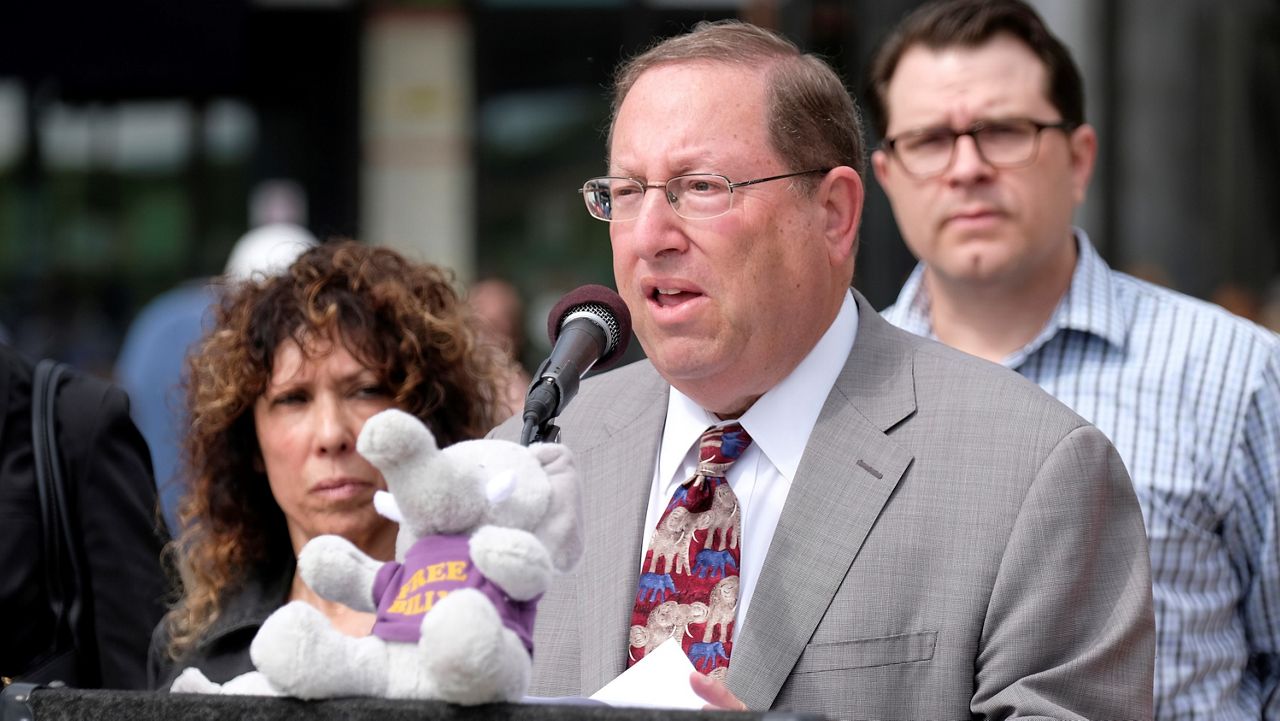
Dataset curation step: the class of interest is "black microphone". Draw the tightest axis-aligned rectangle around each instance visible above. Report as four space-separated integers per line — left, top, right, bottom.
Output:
520 285 631 445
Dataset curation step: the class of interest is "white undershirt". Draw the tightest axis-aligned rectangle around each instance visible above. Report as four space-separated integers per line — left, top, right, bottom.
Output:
641 289 859 636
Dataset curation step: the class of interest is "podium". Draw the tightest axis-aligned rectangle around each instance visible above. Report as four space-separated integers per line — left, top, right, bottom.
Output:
1 684 828 721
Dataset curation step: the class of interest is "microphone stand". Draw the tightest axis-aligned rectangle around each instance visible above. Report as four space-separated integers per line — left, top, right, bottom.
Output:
519 362 562 446
520 416 560 446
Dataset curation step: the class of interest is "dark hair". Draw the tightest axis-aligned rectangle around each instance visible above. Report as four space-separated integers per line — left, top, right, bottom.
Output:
867 0 1085 137
610 19 866 181
162 240 503 657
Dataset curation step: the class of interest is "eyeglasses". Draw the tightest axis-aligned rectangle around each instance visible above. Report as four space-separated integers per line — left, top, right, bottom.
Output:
579 169 830 222
881 117 1078 179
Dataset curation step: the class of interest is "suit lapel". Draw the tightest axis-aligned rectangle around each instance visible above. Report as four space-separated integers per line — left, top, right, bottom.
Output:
574 364 670 694
729 292 918 708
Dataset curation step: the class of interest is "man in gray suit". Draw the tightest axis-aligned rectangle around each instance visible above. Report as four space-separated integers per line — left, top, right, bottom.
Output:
496 19 1154 720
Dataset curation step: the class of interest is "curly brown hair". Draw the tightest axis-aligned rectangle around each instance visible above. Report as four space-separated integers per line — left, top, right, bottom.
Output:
161 240 504 657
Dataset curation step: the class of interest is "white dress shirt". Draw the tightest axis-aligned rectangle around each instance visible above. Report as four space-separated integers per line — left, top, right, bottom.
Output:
641 289 859 636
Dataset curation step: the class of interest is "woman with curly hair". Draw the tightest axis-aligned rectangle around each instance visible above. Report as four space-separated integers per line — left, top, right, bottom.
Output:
147 240 504 689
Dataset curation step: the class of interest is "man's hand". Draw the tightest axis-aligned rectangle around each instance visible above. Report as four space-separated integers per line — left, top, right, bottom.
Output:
690 671 747 711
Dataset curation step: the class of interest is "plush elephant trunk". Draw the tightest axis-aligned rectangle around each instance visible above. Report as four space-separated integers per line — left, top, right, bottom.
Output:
357 409 434 471
358 409 486 536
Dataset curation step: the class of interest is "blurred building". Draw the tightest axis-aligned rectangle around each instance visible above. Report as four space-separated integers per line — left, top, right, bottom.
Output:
0 0 1276 370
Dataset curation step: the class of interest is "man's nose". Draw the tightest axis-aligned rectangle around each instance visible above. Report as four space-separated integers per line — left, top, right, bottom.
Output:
626 185 688 258
945 134 995 184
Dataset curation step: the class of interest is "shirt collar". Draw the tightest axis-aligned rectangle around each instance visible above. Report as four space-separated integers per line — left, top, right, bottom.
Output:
884 228 1126 367
1051 229 1128 348
660 289 859 484
884 263 932 338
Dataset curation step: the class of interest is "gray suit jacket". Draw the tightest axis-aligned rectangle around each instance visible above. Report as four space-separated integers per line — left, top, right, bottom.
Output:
495 291 1154 720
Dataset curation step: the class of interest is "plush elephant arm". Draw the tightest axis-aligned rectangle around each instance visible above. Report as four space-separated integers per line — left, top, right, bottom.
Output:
528 443 584 573
469 525 554 601
297 534 382 612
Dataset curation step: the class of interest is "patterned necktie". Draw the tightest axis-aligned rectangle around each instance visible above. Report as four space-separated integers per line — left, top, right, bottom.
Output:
628 423 752 679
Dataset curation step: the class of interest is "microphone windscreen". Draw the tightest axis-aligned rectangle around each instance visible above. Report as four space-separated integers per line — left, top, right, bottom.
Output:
545 284 632 370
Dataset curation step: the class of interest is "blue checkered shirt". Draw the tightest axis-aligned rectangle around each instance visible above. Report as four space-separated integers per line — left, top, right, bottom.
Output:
883 230 1280 720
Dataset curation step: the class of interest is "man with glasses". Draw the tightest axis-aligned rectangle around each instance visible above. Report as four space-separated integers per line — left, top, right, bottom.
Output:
872 1 1280 719
497 18 1153 719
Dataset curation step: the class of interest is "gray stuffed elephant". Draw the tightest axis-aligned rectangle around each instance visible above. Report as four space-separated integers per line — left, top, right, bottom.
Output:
171 409 582 705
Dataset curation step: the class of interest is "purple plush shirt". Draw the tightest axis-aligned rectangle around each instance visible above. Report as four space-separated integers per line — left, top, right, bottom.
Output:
371 533 539 654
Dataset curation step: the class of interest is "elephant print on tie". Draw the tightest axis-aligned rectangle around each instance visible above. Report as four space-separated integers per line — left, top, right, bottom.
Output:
635 572 677 603
628 424 752 674
646 506 694 576
702 576 738 643
628 600 709 657
693 548 737 578
695 484 739 550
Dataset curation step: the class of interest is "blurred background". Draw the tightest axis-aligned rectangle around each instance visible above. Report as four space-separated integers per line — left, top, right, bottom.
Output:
0 0 1277 377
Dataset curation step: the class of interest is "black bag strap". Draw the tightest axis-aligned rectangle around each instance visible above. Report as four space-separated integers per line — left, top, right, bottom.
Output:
31 359 85 675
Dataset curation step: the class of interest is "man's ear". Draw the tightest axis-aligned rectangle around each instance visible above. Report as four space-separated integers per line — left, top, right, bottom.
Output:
871 149 891 188
817 166 864 267
1068 123 1098 206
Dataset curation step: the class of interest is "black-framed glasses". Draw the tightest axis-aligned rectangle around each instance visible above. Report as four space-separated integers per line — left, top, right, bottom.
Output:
881 117 1078 179
578 169 830 222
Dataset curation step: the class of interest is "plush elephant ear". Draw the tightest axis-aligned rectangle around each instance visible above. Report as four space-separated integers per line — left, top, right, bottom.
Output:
451 440 549 530
529 442 583 573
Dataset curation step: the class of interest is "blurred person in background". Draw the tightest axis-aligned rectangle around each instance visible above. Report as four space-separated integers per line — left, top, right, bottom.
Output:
148 241 504 689
115 180 318 532
871 1 1280 717
1 343 168 689
467 276 531 418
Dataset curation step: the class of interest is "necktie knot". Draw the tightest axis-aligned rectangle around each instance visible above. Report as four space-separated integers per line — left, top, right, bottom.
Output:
689 424 752 488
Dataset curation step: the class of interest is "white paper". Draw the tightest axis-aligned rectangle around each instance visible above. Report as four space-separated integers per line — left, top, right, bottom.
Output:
588 639 705 710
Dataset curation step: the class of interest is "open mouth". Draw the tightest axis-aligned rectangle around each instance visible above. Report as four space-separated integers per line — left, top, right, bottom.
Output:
652 287 701 307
